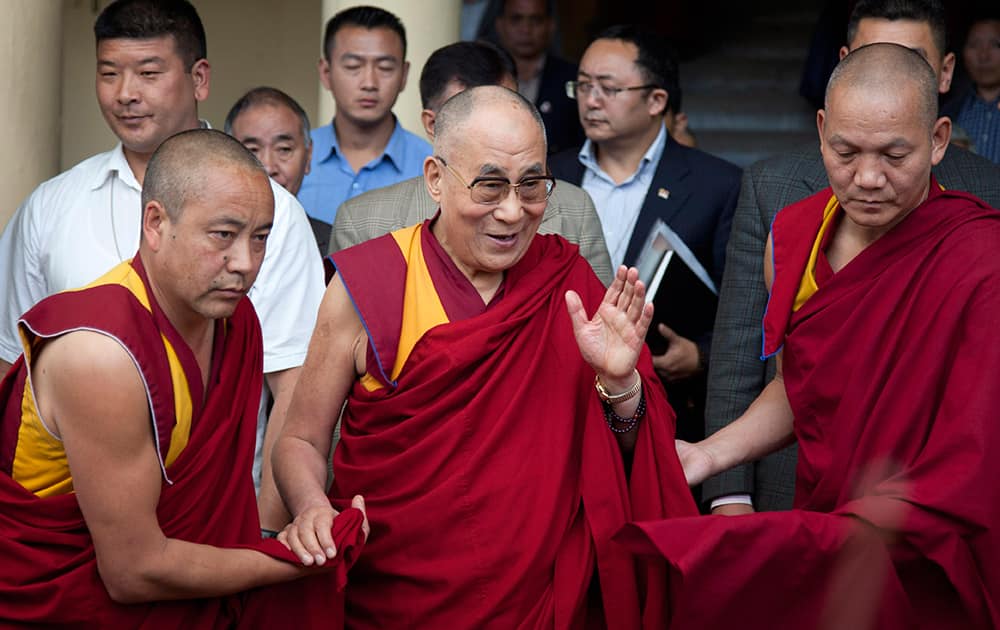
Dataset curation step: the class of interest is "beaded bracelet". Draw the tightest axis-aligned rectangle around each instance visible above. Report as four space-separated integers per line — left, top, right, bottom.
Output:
602 390 646 433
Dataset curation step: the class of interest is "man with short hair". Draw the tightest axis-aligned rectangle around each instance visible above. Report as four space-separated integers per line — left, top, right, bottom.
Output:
0 0 324 534
495 0 584 154
623 43 1000 628
331 40 613 284
299 5 431 225
225 86 332 253
274 86 696 628
0 129 367 628
551 25 741 455
704 0 1000 515
954 10 1000 163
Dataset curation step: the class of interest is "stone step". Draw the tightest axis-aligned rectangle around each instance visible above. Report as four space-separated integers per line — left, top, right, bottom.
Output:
681 55 806 91
684 89 816 132
694 129 818 169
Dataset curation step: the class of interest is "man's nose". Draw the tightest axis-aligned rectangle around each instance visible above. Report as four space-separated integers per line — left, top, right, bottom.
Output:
360 64 377 89
116 72 140 104
259 148 280 178
492 185 524 223
853 155 887 189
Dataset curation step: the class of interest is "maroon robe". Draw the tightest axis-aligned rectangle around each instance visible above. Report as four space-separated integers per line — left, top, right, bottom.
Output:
0 257 364 628
330 224 697 629
619 183 1000 628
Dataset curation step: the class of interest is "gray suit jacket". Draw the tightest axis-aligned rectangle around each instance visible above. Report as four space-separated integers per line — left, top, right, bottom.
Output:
329 175 614 285
703 143 1000 511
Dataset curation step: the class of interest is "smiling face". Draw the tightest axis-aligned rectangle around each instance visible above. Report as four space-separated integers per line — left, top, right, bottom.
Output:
320 25 408 129
230 102 312 196
818 80 949 237
96 35 208 159
145 163 274 325
427 101 547 287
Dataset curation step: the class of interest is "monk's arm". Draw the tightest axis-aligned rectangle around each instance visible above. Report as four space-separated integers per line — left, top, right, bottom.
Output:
273 275 367 566
257 366 300 531
679 232 795 486
35 332 309 604
0 358 11 377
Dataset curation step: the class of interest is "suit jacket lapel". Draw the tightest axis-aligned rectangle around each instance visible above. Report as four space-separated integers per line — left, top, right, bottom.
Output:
622 136 692 266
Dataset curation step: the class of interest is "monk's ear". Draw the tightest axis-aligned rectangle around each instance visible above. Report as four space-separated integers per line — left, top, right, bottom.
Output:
838 45 849 61
424 156 443 204
930 116 952 167
816 109 827 151
143 200 169 252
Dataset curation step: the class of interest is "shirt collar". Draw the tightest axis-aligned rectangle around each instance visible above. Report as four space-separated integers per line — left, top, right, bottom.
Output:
89 120 212 193
90 143 141 193
578 122 668 183
321 116 406 170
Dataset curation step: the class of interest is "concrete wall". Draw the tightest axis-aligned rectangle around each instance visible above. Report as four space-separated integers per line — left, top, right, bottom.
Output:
60 0 323 170
0 1 62 231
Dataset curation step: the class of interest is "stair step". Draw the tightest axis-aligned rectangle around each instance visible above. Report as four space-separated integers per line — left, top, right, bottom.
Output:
684 90 816 132
681 56 806 91
695 129 818 168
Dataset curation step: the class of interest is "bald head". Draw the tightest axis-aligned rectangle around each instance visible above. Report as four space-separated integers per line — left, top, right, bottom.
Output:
433 85 547 157
827 42 939 129
143 128 268 220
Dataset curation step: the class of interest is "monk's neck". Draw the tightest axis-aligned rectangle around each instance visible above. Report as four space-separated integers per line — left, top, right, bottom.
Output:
145 274 216 392
827 200 924 271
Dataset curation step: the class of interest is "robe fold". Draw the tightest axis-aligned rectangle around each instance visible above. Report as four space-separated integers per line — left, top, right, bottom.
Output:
330 222 697 629
618 183 1000 629
0 257 364 629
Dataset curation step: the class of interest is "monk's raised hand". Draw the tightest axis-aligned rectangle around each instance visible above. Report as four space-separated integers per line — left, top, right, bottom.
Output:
566 265 653 385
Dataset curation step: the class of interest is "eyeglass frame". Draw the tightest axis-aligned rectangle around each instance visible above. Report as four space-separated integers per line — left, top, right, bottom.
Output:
434 155 556 205
565 80 660 100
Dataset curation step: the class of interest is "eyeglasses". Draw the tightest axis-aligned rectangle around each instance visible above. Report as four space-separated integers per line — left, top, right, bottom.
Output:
435 156 555 205
565 80 659 100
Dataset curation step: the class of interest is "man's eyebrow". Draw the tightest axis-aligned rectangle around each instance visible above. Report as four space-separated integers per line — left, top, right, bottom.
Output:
519 163 545 177
98 56 167 68
477 163 508 177
273 133 297 143
340 52 400 63
576 70 617 82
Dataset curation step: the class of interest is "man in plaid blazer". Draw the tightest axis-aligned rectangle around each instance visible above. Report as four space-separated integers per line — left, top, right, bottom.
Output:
704 0 1000 514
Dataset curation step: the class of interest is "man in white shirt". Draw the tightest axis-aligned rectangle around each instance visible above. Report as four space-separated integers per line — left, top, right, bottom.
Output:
0 0 322 533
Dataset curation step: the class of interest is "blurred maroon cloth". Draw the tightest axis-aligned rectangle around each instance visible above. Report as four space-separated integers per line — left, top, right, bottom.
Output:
620 183 1000 628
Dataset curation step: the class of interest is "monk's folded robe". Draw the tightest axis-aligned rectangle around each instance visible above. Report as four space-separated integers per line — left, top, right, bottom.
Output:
0 258 364 629
330 219 698 629
618 182 1000 629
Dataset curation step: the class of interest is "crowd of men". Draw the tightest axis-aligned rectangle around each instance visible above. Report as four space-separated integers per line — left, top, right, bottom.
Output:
0 0 998 627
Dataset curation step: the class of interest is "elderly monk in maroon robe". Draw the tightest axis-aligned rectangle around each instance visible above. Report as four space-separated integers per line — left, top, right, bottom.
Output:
274 85 697 628
618 44 1000 629
0 130 366 628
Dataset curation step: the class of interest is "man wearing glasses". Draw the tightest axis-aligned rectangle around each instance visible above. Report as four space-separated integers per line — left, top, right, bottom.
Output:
273 85 697 627
550 26 741 471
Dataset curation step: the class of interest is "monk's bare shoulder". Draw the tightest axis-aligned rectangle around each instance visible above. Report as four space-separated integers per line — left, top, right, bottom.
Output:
32 330 148 440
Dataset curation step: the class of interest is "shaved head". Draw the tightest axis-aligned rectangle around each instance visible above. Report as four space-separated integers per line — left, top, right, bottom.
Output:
827 42 939 129
143 128 268 220
433 85 546 157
